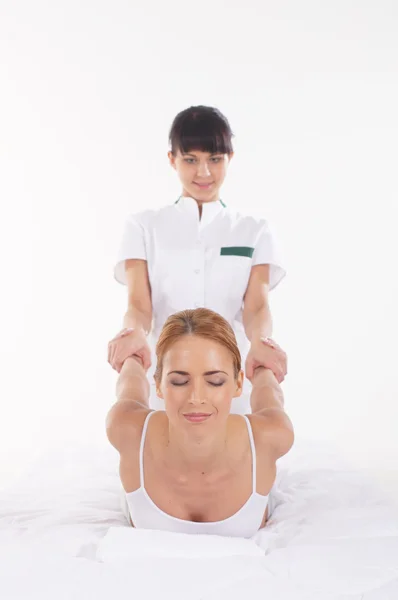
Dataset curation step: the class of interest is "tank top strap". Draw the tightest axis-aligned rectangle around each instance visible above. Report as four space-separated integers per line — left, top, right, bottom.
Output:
139 411 154 488
242 415 257 494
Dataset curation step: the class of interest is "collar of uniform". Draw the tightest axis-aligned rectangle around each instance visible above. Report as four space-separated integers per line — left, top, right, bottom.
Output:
174 195 226 228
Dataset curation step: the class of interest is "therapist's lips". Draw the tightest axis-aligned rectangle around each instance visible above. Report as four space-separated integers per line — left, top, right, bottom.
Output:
194 182 214 189
183 413 212 423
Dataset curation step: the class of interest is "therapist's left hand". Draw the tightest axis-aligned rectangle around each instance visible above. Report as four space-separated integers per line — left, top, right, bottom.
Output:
245 337 287 384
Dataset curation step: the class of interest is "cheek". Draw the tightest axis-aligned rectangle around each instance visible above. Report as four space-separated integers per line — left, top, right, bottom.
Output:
162 383 186 404
214 385 234 404
178 166 193 180
213 166 227 181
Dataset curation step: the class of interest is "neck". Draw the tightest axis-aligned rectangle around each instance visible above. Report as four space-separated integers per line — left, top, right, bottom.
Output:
165 419 229 475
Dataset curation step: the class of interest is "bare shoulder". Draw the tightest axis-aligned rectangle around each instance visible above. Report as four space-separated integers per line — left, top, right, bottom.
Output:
106 401 154 454
246 410 294 461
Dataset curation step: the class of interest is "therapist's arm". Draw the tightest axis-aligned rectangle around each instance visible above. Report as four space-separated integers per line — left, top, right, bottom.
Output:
242 264 273 342
123 259 153 334
108 259 153 373
243 264 287 382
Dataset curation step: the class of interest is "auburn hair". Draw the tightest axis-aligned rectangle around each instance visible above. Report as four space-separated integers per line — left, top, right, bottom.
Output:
154 308 241 383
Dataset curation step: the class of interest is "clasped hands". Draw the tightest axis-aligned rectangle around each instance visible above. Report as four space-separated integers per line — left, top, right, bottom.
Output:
245 337 287 384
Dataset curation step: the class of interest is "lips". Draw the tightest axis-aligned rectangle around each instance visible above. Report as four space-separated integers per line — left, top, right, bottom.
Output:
184 413 211 417
183 413 213 423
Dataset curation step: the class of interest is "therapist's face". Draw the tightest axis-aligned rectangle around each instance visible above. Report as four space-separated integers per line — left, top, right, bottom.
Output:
168 149 233 203
155 334 243 423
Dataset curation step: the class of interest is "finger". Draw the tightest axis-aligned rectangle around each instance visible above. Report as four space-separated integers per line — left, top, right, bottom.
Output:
245 360 253 380
139 347 150 370
278 359 287 378
110 345 118 367
108 344 114 365
114 359 123 373
130 353 144 368
108 342 115 364
143 352 152 371
113 348 127 371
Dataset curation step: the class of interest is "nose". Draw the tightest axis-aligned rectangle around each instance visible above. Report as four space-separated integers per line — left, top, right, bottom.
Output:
196 160 211 178
187 379 207 405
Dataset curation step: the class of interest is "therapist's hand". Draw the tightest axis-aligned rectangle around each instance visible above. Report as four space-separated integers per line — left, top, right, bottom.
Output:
108 327 152 374
245 337 287 384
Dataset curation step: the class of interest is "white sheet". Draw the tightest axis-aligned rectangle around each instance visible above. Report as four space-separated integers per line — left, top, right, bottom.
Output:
0 437 397 599
97 526 265 560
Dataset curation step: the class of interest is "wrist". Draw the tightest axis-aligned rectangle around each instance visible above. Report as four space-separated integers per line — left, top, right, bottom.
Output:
251 366 277 388
119 325 149 339
124 307 152 336
250 336 275 348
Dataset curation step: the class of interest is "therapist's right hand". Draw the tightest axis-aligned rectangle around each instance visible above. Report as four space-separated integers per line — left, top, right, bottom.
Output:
107 327 152 374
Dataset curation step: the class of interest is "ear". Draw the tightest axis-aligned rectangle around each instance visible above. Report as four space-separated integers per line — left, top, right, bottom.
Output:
233 370 244 398
155 382 163 399
168 151 177 170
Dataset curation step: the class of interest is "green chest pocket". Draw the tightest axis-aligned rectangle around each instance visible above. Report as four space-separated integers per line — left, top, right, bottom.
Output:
220 246 254 258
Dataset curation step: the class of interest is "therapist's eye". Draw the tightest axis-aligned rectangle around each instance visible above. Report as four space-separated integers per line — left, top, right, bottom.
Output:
184 158 196 164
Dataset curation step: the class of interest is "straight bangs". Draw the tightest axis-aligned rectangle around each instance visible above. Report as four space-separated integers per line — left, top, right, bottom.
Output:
177 124 233 156
169 107 234 156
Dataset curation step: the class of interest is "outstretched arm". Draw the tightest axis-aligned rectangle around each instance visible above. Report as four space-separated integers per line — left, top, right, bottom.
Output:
249 367 294 460
106 356 151 452
250 366 285 414
115 355 150 409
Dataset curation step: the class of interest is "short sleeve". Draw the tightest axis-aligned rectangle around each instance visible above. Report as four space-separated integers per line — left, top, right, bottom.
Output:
252 221 286 290
113 213 147 285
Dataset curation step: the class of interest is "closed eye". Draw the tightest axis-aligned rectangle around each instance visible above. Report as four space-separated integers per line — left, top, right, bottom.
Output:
171 381 225 387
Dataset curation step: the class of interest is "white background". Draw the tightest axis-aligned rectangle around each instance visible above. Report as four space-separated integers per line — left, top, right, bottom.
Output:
0 1 397 489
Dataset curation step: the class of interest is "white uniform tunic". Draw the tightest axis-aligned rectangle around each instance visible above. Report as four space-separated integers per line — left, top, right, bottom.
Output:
114 196 286 414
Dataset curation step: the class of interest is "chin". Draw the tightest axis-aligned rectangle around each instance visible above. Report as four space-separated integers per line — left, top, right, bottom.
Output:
193 190 219 201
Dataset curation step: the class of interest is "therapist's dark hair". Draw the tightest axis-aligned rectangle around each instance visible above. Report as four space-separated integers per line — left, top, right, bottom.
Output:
154 308 241 383
169 106 234 156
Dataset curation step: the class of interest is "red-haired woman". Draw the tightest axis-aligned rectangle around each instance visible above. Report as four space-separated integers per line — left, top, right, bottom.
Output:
107 308 294 537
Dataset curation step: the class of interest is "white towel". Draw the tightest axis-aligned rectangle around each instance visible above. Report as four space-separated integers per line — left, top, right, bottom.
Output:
96 526 264 562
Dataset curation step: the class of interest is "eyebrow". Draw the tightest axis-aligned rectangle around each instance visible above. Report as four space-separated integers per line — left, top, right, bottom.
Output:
183 152 221 157
167 370 228 376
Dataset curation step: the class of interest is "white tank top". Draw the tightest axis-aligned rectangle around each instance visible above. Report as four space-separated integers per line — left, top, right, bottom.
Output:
125 412 270 538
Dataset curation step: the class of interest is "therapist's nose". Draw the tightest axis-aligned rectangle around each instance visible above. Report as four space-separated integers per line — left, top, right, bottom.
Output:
196 160 211 178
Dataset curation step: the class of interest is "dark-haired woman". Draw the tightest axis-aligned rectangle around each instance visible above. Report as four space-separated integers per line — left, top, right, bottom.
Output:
108 106 287 415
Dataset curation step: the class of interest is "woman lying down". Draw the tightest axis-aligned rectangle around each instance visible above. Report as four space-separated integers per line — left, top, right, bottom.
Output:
106 308 294 538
